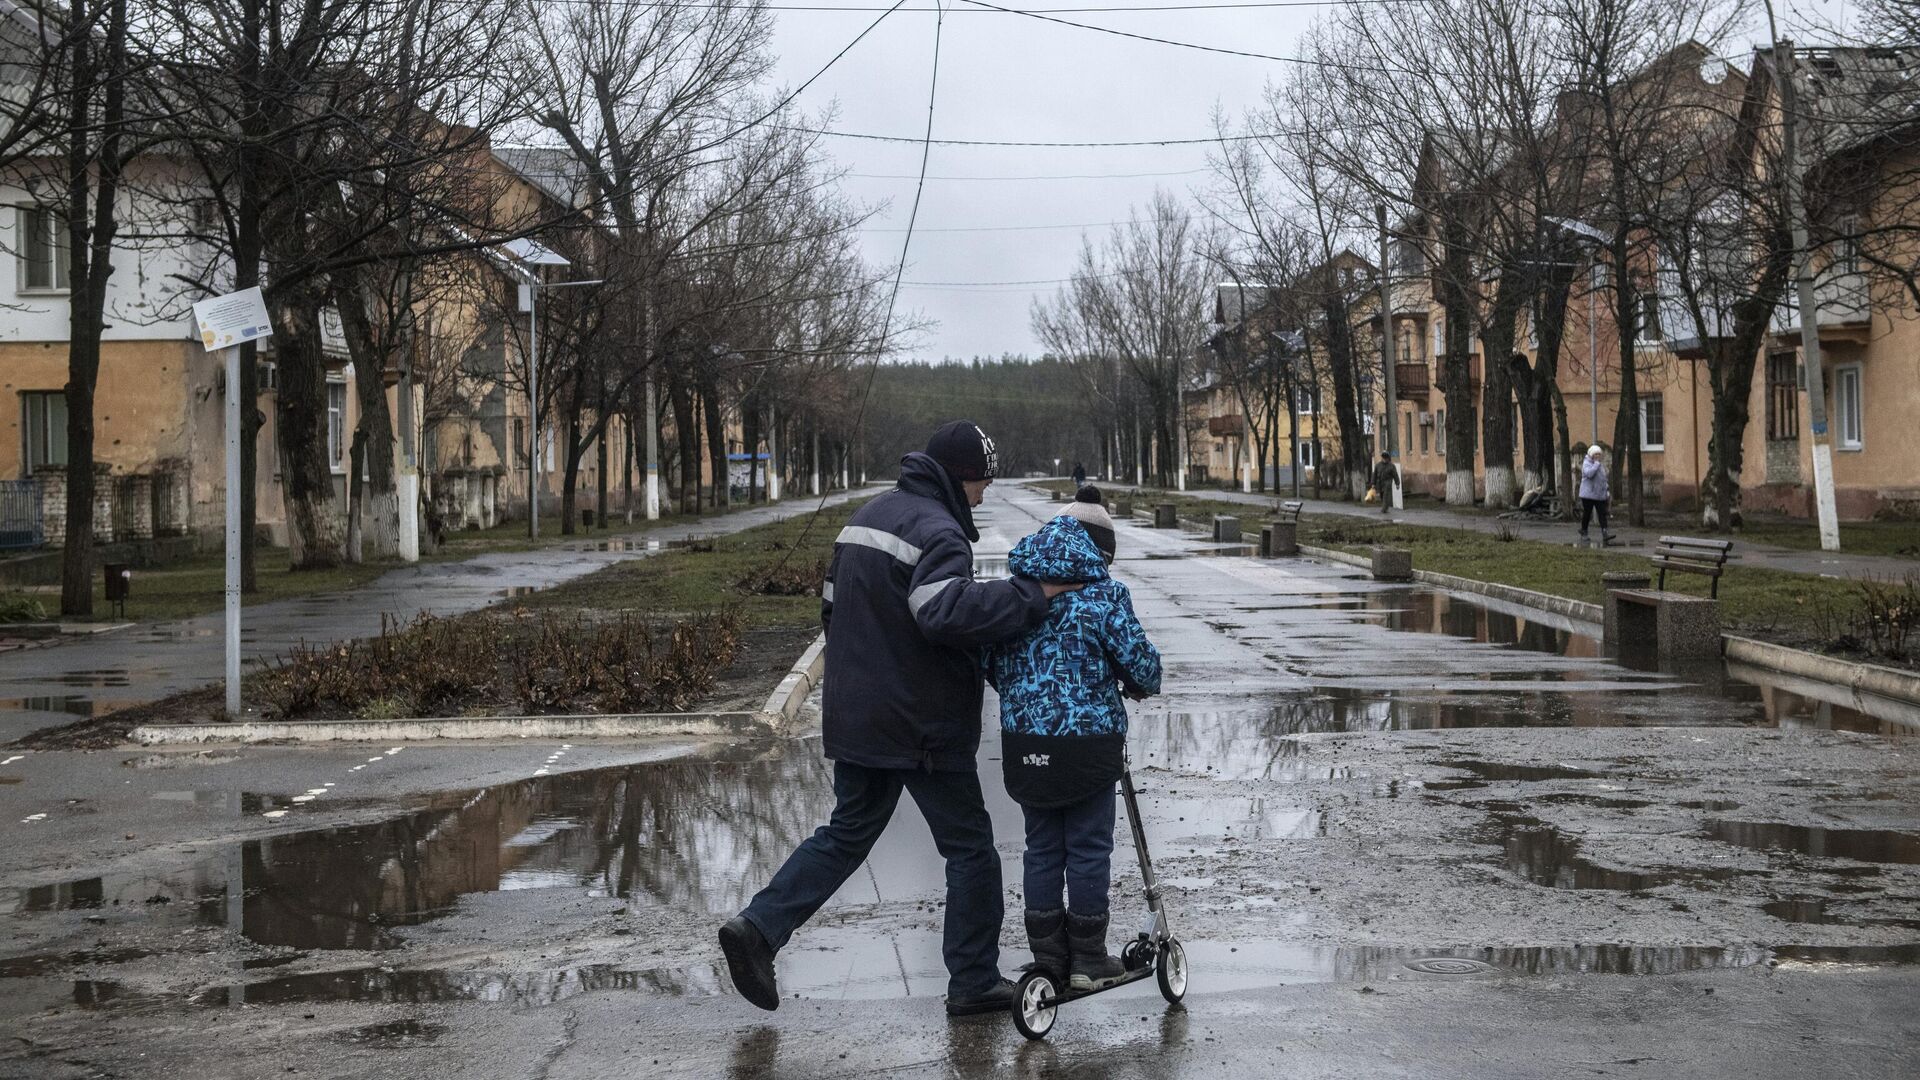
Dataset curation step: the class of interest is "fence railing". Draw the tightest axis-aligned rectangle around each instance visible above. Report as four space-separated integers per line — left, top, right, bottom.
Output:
0 480 44 550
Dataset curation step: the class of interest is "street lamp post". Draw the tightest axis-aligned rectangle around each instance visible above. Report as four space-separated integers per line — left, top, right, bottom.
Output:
517 271 602 538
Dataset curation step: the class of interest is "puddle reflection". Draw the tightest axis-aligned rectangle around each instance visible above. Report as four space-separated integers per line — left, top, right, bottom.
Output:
2 754 839 949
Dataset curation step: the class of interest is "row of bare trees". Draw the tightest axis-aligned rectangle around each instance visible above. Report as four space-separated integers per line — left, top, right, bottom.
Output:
1 0 896 615
1038 0 1916 526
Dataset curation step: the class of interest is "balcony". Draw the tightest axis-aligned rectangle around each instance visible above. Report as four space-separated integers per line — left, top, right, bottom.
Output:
1433 354 1482 397
1770 270 1872 347
1393 361 1430 402
1207 414 1246 437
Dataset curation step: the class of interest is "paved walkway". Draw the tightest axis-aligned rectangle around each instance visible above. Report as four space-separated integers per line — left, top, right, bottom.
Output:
1071 481 1911 581
0 488 872 743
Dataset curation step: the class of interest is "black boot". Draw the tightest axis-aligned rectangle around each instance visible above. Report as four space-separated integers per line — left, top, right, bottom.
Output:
719 915 780 1011
1066 911 1127 991
1025 909 1070 981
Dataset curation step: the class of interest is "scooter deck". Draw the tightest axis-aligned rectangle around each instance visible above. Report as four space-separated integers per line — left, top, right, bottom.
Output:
1029 964 1157 1008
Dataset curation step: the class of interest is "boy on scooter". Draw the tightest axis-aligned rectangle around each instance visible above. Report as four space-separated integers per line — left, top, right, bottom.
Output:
988 486 1163 991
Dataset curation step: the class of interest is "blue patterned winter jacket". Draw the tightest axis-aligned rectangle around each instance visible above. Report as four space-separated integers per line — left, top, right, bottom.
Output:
987 516 1162 808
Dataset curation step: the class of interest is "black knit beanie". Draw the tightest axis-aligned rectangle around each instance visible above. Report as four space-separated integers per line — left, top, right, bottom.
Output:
926 420 998 482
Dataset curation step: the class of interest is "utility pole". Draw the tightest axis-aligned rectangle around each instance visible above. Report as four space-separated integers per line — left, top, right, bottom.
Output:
1377 204 1401 508
1775 39 1841 550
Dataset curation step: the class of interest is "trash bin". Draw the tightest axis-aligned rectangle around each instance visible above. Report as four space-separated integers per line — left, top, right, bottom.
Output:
104 562 131 617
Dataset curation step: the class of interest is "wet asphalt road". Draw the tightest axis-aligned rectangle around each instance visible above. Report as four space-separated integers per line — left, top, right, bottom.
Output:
0 482 1915 1078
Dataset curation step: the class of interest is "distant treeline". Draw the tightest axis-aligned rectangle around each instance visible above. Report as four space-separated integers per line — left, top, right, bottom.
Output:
860 357 1112 480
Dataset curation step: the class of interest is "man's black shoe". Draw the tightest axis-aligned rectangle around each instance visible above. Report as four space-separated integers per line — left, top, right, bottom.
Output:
719 916 780 1011
945 977 1017 1017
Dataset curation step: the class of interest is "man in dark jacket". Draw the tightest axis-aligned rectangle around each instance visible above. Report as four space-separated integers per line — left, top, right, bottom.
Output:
719 421 1074 1017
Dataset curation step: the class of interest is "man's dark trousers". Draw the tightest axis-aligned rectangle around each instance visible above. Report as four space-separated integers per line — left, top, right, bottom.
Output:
740 760 1002 998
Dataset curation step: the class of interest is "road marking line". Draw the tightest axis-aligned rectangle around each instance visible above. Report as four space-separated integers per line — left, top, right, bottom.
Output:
22 813 47 822
1 755 24 766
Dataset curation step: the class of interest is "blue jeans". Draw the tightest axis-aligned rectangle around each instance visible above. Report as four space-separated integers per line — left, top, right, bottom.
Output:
1022 786 1117 916
740 761 1003 998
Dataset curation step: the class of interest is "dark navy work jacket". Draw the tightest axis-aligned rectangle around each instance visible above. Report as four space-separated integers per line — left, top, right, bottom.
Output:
820 453 1048 771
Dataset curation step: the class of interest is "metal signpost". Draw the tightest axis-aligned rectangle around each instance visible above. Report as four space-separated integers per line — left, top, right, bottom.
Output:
191 286 274 717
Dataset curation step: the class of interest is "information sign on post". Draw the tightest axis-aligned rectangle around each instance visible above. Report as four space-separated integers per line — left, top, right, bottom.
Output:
191 287 274 717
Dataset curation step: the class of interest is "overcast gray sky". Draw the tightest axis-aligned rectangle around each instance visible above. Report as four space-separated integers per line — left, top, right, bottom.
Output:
760 1 1846 361
761 3 1315 360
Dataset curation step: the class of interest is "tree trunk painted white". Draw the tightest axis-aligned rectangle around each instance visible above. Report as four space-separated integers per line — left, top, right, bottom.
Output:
1445 469 1475 506
1484 465 1517 510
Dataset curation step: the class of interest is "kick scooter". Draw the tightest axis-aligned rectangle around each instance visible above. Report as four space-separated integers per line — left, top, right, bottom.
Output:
1010 767 1188 1040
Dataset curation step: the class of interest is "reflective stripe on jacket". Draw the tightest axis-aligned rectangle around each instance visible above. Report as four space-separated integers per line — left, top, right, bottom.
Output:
820 452 1049 772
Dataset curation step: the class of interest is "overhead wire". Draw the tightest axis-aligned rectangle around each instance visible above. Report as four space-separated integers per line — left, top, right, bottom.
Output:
773 0 949 560
951 0 1462 76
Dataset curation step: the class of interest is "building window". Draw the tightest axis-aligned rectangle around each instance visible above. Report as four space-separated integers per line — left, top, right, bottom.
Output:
1419 419 1429 455
16 205 70 293
326 380 347 470
1403 413 1413 456
1640 393 1665 451
1295 387 1317 415
21 391 68 472
1832 216 1860 276
1398 325 1415 363
1436 409 1446 457
1294 442 1317 467
1431 315 1444 358
1637 292 1662 344
1834 364 1863 450
1766 353 1799 441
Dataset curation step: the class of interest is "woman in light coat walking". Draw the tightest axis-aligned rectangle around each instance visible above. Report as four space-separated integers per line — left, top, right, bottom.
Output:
1578 444 1614 545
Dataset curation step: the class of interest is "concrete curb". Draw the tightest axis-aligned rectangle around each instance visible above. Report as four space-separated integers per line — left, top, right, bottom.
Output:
760 631 827 733
1724 635 1920 710
130 633 834 746
1298 543 1605 623
129 711 771 745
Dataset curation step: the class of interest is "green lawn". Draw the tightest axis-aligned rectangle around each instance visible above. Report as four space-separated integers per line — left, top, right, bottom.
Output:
19 499 777 624
520 498 867 630
1029 481 1886 643
1728 521 1920 560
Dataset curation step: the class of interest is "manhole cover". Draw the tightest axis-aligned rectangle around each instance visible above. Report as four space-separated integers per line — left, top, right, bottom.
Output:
1404 957 1497 975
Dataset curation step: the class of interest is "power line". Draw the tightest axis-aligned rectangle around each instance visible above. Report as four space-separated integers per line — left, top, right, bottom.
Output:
845 166 1214 180
866 217 1132 232
952 0 1459 76
771 121 1306 146
524 0 1423 10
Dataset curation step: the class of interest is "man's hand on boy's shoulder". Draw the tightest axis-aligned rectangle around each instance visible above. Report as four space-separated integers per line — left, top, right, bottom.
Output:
1039 581 1083 599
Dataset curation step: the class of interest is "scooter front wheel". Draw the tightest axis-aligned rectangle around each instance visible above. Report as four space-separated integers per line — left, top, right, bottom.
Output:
1011 969 1059 1040
1156 938 1188 1003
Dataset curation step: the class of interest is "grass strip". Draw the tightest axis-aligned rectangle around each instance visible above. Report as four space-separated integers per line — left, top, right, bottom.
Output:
1033 481 1909 658
519 496 868 631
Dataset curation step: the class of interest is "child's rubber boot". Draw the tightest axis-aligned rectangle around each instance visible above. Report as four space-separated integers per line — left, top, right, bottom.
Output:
1066 911 1128 990
1024 909 1070 981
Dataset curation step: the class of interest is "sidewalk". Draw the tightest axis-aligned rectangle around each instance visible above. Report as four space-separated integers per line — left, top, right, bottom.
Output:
0 488 872 744
1072 481 1911 581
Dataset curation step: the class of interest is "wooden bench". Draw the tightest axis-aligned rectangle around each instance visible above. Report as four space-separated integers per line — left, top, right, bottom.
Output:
1652 536 1734 598
1604 536 1733 661
1262 501 1305 556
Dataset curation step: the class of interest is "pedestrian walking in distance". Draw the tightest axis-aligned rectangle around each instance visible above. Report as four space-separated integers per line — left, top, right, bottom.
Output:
1579 444 1616 545
988 487 1162 993
1071 461 1087 488
1370 451 1399 515
719 421 1079 1017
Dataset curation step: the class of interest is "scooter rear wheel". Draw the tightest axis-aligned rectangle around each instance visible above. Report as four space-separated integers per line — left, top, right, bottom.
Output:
1011 969 1059 1040
1156 938 1188 1003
